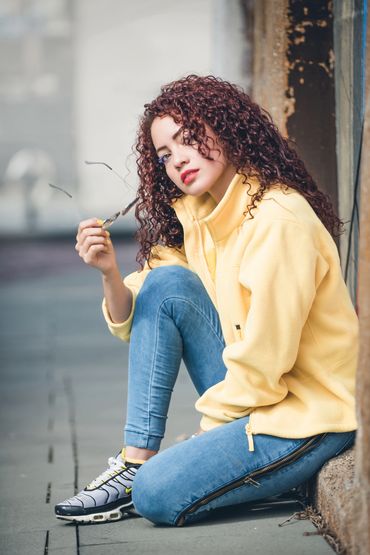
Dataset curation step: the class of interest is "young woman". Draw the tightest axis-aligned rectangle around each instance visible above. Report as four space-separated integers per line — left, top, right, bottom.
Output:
55 74 358 526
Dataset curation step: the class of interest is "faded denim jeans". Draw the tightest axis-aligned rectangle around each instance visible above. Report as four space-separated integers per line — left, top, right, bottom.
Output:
123 265 355 525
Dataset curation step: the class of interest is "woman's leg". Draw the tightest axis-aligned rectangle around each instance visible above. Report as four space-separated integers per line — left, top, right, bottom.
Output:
124 265 228 454
55 264 227 523
132 417 356 526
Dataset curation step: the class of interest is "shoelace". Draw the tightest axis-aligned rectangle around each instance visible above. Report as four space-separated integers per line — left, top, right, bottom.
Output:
86 456 126 489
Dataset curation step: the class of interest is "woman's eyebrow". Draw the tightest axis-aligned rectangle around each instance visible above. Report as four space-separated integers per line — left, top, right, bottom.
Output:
155 128 183 154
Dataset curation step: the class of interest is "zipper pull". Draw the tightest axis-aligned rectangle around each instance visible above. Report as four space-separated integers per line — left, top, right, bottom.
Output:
245 423 255 452
244 476 260 488
234 324 242 340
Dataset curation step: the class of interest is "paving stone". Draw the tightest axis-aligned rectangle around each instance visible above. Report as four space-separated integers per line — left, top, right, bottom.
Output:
0 530 47 555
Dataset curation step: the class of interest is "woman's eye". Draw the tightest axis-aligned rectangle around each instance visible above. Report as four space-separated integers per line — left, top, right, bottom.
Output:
158 153 171 166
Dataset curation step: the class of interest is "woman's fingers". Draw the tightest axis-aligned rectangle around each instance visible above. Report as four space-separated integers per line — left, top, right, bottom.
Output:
77 218 103 236
76 218 104 243
83 243 108 264
77 224 106 243
78 234 106 256
76 222 107 248
74 218 117 272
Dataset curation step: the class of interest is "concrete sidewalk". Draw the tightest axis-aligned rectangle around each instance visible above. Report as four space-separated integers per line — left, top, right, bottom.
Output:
0 240 335 554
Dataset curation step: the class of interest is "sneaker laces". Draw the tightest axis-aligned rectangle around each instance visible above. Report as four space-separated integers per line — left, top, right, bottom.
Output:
86 455 127 489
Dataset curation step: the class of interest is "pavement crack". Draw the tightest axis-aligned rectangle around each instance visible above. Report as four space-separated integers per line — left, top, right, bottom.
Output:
48 445 54 463
75 524 80 555
63 376 81 554
45 482 51 504
43 530 49 554
63 376 79 494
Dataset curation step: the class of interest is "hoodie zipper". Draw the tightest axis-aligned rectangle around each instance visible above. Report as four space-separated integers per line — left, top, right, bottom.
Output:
176 432 327 526
245 422 255 452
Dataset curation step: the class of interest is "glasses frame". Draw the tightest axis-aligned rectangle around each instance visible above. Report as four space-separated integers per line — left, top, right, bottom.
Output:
49 160 139 229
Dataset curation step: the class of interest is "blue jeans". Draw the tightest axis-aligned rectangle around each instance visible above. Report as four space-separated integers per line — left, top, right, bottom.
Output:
124 266 355 526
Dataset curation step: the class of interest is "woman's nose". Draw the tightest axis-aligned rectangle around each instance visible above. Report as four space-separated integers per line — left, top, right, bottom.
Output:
173 147 190 169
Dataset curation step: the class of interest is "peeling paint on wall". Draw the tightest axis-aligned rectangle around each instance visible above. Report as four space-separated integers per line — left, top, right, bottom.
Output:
285 0 338 215
284 85 296 118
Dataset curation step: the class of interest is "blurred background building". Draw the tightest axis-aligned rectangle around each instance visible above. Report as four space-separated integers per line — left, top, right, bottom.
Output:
0 0 250 235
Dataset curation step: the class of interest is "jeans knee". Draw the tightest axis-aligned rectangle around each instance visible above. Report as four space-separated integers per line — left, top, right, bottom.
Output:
143 265 195 288
132 458 179 526
137 265 202 303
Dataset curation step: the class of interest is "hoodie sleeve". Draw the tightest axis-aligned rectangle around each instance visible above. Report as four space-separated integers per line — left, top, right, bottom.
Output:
196 218 329 430
102 244 188 342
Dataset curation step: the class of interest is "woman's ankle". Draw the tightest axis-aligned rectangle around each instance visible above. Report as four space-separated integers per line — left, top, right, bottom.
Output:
123 446 158 464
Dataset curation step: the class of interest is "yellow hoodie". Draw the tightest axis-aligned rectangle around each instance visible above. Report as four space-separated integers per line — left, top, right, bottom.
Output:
102 173 358 450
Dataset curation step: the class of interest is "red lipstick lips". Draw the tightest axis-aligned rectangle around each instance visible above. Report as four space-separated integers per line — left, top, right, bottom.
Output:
181 169 199 185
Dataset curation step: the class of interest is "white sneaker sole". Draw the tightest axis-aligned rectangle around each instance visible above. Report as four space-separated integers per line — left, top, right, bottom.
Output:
55 502 133 524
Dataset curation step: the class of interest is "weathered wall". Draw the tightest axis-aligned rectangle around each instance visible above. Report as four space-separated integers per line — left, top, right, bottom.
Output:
251 0 289 134
352 0 370 549
314 448 356 553
251 0 337 212
317 10 370 552
285 1 337 213
334 0 364 304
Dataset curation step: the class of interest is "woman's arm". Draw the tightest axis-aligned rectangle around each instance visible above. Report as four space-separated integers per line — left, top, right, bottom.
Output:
75 217 133 323
102 267 133 324
75 218 189 335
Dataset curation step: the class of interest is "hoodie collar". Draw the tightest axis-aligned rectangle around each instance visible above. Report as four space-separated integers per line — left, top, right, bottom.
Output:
171 173 261 242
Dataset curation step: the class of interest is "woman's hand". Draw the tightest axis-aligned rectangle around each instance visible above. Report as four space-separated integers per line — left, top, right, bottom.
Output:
75 218 133 323
75 218 118 276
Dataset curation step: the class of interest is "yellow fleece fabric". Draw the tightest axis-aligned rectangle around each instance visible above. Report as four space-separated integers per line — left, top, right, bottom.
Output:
102 173 358 442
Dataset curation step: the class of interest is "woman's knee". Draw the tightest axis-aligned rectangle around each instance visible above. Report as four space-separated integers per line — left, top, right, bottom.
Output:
132 456 182 526
137 265 204 303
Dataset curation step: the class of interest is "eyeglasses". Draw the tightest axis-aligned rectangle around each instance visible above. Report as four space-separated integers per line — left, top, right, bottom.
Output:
49 160 139 230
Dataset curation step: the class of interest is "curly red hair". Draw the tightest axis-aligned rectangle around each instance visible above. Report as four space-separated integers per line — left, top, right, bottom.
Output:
134 74 343 269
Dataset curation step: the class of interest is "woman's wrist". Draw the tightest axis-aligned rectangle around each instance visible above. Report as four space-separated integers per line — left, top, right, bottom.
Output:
101 264 121 281
102 267 133 324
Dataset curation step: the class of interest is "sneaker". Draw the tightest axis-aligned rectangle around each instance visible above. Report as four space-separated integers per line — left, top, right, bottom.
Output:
55 453 140 523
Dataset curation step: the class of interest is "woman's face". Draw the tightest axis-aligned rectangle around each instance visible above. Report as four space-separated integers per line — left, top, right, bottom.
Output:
150 115 236 203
